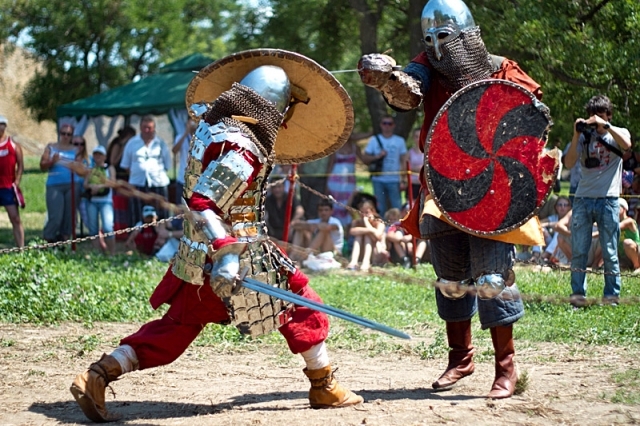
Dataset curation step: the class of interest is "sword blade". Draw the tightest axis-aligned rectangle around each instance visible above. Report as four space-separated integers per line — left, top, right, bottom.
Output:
240 277 411 340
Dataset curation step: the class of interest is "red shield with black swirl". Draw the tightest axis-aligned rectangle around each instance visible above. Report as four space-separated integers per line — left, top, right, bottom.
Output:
425 79 557 236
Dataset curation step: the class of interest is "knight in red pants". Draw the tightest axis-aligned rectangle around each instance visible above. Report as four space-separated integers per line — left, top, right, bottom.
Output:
70 50 362 423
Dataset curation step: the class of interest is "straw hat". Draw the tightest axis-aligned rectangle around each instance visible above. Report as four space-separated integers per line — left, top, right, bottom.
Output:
186 49 354 164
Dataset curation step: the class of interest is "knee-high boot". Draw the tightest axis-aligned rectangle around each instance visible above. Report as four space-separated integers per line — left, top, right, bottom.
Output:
488 325 518 399
432 319 475 390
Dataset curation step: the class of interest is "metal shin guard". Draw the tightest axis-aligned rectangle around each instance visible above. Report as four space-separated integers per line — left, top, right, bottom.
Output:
304 366 364 409
69 354 123 423
432 320 475 391
488 325 517 399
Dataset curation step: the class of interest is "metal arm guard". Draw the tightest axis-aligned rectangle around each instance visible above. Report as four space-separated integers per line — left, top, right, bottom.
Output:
193 150 254 212
173 120 261 285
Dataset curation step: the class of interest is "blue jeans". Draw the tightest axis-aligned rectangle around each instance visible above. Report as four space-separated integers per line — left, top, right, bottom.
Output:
570 197 621 298
372 180 402 214
86 201 114 238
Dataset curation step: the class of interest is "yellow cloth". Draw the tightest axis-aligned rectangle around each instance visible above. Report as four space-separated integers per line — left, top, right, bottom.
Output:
422 195 544 246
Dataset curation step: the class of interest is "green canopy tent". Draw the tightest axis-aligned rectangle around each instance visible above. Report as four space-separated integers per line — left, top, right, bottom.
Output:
57 53 214 119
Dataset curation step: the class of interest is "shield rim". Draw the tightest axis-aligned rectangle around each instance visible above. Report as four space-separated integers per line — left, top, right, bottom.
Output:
185 49 354 165
424 78 554 236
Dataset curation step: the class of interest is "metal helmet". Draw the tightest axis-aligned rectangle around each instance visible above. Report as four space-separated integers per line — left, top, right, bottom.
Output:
421 0 476 61
239 65 292 113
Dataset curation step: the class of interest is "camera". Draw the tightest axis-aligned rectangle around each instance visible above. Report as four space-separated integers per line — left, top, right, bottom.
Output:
575 121 595 133
584 157 600 169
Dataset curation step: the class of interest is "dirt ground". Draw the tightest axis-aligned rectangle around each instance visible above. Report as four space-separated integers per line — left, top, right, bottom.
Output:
1 323 639 426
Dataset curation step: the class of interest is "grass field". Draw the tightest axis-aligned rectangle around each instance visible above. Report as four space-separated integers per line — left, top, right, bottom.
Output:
1 159 640 408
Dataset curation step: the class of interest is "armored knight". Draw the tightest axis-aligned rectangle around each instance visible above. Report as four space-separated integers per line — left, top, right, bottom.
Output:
70 50 362 423
360 0 550 399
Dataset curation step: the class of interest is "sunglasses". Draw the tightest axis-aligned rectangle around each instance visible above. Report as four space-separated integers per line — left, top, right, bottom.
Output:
381 121 394 126
60 132 73 136
73 142 85 146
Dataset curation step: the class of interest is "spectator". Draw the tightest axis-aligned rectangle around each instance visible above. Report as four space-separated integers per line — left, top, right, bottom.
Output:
384 207 412 268
298 157 331 220
362 115 408 213
346 199 386 271
72 135 92 235
290 199 344 262
540 197 571 265
621 141 640 215
107 126 136 238
125 205 181 256
540 196 571 246
326 133 367 230
107 126 136 182
0 115 24 247
406 128 425 201
120 115 171 225
400 202 430 264
631 175 640 221
172 118 196 205
617 198 640 273
84 146 116 255
563 94 631 306
264 179 304 242
40 123 83 243
172 118 196 229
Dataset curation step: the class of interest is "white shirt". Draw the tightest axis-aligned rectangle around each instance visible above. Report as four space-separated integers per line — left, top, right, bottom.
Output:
120 135 171 187
365 134 407 183
308 216 344 251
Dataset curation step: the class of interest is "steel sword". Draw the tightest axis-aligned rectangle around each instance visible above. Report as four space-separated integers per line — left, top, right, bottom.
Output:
239 276 411 340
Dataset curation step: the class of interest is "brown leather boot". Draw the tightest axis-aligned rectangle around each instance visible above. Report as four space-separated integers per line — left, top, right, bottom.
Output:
303 366 364 408
70 354 123 422
432 319 475 391
488 325 518 399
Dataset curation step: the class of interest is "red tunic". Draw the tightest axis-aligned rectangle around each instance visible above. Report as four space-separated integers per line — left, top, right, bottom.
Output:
0 137 17 189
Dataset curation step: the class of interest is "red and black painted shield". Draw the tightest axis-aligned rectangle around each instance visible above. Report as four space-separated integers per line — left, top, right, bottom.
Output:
425 79 557 236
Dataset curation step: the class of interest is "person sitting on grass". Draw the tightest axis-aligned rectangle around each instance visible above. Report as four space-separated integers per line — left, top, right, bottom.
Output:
384 207 413 269
618 198 640 273
125 205 182 256
346 199 386 271
290 199 344 262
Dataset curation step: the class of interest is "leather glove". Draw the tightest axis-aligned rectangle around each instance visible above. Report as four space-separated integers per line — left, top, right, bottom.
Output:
210 253 240 299
357 53 397 90
381 70 424 111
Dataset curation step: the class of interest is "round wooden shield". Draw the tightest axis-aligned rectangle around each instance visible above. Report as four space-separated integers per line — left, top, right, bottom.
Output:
425 79 556 236
186 49 354 165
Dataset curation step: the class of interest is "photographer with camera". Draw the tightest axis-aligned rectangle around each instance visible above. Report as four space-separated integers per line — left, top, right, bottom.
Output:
563 95 632 306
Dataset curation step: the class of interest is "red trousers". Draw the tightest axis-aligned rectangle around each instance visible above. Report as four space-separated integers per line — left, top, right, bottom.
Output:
120 268 329 370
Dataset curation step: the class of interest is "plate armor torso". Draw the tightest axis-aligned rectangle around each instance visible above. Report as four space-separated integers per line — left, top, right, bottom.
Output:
172 84 294 337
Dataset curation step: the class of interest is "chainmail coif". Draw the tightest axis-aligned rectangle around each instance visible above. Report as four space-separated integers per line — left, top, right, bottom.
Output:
426 26 493 93
204 83 284 160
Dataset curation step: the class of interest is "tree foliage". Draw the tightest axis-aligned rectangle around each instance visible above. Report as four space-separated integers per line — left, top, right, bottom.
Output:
236 0 640 141
0 0 638 141
472 0 640 140
0 0 239 121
